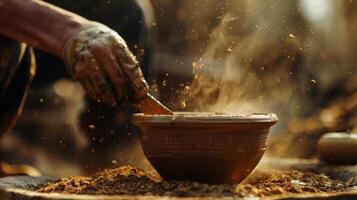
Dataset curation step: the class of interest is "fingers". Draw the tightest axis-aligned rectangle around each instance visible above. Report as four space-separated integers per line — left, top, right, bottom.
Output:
82 54 117 106
113 46 149 100
78 77 99 101
72 56 99 101
90 44 127 101
66 28 149 105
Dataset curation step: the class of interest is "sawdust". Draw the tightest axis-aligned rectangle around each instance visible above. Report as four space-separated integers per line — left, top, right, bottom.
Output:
38 166 348 198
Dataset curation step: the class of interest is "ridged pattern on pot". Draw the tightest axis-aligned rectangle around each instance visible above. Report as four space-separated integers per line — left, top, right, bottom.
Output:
134 112 278 183
142 128 269 152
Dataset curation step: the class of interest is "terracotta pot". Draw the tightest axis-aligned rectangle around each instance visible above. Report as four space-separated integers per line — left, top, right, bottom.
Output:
318 132 357 165
132 112 278 184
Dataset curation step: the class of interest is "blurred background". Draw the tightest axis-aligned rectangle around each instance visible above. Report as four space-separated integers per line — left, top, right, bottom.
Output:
0 0 356 177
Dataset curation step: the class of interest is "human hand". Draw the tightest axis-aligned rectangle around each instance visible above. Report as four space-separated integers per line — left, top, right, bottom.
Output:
61 23 148 106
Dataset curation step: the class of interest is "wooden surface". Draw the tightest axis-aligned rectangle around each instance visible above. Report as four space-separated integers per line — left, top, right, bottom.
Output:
133 93 173 115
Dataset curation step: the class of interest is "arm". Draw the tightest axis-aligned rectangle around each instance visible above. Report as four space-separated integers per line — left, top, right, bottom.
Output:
0 0 90 56
0 0 149 106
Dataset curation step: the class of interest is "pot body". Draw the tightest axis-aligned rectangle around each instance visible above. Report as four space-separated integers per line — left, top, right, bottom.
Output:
318 132 357 165
135 113 277 184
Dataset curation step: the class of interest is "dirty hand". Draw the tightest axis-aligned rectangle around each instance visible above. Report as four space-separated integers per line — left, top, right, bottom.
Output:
61 23 149 106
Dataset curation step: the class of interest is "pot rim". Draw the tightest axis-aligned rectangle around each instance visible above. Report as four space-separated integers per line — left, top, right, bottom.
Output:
132 112 278 125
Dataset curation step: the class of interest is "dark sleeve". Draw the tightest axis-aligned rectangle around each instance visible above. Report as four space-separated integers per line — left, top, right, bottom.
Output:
0 35 20 73
0 34 34 136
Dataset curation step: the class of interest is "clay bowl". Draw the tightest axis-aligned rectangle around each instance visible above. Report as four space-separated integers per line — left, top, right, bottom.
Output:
132 112 278 184
318 132 357 164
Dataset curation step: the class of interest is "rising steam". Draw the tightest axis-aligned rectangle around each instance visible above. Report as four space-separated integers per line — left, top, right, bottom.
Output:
184 0 351 125
187 13 300 115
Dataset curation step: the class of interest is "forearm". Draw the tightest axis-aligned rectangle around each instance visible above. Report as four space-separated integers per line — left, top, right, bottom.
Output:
0 0 94 56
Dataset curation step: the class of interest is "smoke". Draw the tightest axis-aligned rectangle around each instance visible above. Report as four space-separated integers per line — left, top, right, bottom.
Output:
187 11 301 115
182 0 352 124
